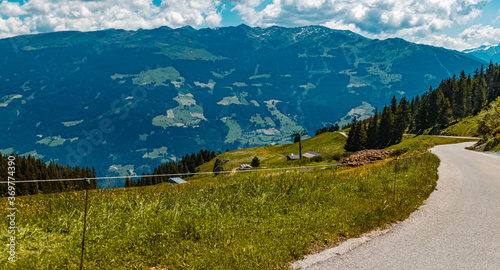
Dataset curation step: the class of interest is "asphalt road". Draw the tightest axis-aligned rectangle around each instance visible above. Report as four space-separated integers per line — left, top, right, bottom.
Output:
294 142 500 270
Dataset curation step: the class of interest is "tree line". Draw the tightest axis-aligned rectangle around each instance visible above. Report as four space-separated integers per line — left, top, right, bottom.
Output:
345 62 500 152
315 123 340 135
0 154 97 196
125 149 219 187
345 95 411 151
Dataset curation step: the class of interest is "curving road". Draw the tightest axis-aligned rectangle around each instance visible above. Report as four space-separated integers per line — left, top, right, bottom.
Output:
294 142 500 270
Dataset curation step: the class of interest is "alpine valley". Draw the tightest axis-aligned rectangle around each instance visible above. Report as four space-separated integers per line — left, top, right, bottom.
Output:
0 25 485 178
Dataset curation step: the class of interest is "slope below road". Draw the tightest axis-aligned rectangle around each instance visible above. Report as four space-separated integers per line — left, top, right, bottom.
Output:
294 142 500 269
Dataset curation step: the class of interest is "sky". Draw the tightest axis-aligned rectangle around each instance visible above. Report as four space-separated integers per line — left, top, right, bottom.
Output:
1 0 500 51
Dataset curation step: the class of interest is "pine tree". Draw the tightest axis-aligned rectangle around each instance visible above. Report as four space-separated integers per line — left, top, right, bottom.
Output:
355 122 367 151
251 156 260 167
398 97 412 131
366 109 379 149
415 93 429 131
390 95 398 114
438 97 453 126
452 74 466 118
472 72 487 114
378 106 394 148
427 89 442 126
0 153 96 196
213 159 223 175
344 117 358 152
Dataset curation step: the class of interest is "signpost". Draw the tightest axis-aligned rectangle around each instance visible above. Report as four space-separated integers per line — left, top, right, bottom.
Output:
291 130 307 159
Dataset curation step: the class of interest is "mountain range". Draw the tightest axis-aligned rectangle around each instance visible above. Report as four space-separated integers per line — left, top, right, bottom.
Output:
0 25 485 176
463 44 500 64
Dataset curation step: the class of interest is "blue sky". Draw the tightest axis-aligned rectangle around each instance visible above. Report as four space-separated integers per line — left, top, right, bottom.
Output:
1 0 500 50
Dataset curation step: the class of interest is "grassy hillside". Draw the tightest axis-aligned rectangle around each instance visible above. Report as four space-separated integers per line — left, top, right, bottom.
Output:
389 135 479 154
440 97 500 151
2 129 483 269
0 152 439 269
197 132 347 172
476 97 500 151
441 115 480 137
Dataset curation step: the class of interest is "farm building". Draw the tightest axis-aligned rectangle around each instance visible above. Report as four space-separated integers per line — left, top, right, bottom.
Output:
287 151 322 160
168 177 186 184
239 164 252 170
302 151 322 158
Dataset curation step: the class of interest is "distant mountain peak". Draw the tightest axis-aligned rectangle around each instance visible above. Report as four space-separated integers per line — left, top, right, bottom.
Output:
0 24 485 177
463 43 500 63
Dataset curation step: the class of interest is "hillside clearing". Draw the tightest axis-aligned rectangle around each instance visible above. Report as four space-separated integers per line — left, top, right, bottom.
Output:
0 152 438 269
196 132 348 173
0 134 478 269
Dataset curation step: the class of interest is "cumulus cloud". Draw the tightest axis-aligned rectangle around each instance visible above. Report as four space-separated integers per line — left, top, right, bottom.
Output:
0 0 222 38
232 0 490 50
458 24 500 47
0 0 497 51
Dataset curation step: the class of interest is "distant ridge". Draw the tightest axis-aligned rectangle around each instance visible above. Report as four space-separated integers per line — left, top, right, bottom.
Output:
463 43 500 63
0 25 485 176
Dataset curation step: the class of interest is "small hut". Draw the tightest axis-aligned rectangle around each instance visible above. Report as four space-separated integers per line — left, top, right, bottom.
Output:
239 164 253 170
302 151 322 158
168 177 187 184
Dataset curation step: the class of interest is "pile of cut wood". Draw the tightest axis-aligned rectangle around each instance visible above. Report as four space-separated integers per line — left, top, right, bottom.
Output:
339 149 393 165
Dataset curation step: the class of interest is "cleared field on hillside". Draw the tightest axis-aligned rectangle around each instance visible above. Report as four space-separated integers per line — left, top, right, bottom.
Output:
197 132 347 172
1 134 479 269
1 153 439 269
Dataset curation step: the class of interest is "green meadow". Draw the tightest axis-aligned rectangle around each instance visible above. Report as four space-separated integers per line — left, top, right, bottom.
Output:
0 135 476 269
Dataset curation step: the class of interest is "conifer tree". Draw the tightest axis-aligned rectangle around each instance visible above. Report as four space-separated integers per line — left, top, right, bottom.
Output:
344 117 358 152
213 159 223 175
438 97 453 126
390 96 398 114
355 122 367 151
366 109 379 149
251 156 260 167
378 106 394 148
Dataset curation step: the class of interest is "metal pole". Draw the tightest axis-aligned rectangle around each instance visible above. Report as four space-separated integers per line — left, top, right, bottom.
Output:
299 135 302 159
393 159 398 200
80 178 90 270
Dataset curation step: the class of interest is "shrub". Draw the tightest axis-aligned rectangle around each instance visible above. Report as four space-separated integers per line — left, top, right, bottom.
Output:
492 126 500 136
213 159 223 174
251 156 260 167
389 148 408 157
311 156 324 162
478 98 500 135
330 152 351 162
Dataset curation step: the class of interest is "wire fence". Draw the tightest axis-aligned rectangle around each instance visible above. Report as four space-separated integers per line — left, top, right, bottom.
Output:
2 151 430 268
0 152 427 185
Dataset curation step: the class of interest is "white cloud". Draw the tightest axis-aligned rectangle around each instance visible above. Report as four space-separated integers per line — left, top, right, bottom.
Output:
231 0 490 50
458 24 500 48
0 0 497 51
0 0 222 38
322 19 362 33
0 1 28 17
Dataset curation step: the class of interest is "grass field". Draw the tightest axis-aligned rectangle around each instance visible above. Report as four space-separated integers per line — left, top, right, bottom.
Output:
1 133 476 269
1 152 439 269
389 135 478 154
440 115 480 137
197 132 348 172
